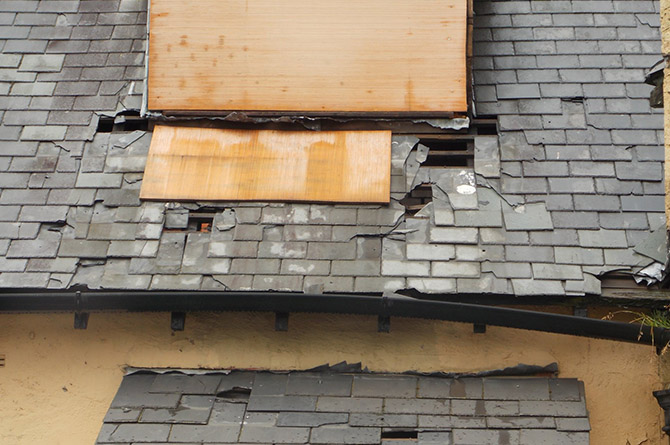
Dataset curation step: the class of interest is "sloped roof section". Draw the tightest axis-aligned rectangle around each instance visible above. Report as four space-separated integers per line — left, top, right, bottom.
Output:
96 370 590 444
0 0 665 297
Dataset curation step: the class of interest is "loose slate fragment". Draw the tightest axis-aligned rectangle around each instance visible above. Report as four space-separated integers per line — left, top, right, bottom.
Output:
141 126 392 203
633 225 668 264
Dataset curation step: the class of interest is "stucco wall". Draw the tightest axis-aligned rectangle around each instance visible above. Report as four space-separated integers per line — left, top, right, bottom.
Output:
0 312 664 444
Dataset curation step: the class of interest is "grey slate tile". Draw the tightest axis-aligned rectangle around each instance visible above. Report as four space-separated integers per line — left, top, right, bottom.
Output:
519 400 588 417
149 373 222 394
239 425 310 444
384 398 450 415
555 417 591 432
349 413 416 428
549 379 583 402
487 416 556 429
103 408 141 423
59 239 109 258
310 425 381 444
277 412 348 427
316 396 383 413
169 425 241 443
210 401 246 425
286 373 352 397
419 414 486 429
7 236 60 258
483 378 550 401
452 429 520 445
247 395 317 412
97 423 170 443
353 375 417 398
519 429 588 445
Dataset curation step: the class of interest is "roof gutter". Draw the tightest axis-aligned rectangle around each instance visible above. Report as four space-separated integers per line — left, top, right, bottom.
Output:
0 290 667 348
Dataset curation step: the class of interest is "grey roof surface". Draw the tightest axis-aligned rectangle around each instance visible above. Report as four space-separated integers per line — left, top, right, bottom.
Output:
0 0 665 296
97 371 590 444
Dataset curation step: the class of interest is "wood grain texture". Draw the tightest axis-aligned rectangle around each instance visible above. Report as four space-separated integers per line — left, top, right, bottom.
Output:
140 125 392 203
148 0 467 114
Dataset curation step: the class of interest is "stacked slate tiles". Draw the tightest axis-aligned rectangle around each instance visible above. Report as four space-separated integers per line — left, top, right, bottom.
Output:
0 0 665 296
97 371 590 444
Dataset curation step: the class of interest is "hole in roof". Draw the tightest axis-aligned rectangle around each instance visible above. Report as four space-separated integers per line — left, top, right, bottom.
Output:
400 183 432 217
216 387 251 401
418 139 473 168
381 430 419 439
96 116 115 133
188 211 215 233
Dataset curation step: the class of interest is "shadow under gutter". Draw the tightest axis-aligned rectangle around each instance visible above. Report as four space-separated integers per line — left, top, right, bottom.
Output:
0 290 668 348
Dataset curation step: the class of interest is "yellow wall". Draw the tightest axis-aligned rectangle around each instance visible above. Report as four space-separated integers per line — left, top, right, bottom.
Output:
0 312 664 445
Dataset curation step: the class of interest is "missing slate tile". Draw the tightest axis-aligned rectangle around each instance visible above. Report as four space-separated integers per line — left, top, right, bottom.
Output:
96 111 148 133
418 138 473 168
472 116 498 135
400 184 432 217
381 430 419 439
166 210 216 233
189 212 214 233
96 116 115 133
216 387 251 401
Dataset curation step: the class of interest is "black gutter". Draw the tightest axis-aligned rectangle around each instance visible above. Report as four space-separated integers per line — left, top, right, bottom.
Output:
0 290 668 347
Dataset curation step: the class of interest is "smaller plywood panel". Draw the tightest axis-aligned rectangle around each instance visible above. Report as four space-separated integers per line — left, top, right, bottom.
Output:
140 126 392 203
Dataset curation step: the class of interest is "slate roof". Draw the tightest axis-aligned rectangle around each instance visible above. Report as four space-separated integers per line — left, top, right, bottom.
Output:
97 370 590 444
0 0 665 296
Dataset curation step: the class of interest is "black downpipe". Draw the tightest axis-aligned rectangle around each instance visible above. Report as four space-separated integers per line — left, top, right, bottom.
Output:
0 291 668 347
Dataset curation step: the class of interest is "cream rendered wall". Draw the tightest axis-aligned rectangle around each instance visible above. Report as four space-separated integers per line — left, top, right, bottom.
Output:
0 312 663 445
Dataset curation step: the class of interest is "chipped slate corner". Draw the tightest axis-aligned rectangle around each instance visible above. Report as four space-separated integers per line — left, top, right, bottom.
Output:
97 369 590 445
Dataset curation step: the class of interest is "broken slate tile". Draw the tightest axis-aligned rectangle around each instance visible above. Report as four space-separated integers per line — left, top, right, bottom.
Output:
474 135 501 178
633 225 667 263
432 169 478 210
503 202 553 231
278 412 349 427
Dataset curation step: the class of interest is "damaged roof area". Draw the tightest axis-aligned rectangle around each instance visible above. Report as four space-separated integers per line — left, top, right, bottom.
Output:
97 369 589 444
0 0 666 298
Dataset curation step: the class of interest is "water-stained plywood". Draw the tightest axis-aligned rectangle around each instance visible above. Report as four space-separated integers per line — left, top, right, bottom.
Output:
148 0 467 114
140 126 392 203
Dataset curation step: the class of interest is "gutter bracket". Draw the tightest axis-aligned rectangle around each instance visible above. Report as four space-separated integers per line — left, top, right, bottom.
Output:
378 295 391 333
74 291 88 330
473 323 486 334
171 312 186 331
275 312 289 332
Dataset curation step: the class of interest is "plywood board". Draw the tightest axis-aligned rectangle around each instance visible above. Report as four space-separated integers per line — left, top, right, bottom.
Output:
140 125 392 203
148 0 467 114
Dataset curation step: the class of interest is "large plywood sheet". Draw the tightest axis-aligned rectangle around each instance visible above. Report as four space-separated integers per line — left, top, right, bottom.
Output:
140 126 392 203
148 0 467 114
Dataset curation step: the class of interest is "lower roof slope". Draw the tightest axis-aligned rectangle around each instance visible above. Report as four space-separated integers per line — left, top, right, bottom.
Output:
97 370 590 444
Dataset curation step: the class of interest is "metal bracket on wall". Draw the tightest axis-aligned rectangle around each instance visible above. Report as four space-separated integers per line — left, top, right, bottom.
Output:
171 312 186 331
378 315 391 333
74 312 89 329
473 323 486 334
74 291 88 329
275 312 289 331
